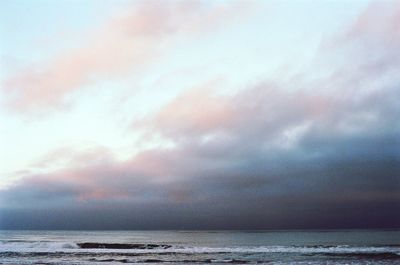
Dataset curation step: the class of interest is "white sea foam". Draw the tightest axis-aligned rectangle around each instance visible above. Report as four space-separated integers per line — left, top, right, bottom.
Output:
1 231 399 265
0 241 79 251
1 241 399 255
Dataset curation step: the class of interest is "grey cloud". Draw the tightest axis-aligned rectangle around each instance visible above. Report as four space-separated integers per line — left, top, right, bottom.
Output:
1 1 400 230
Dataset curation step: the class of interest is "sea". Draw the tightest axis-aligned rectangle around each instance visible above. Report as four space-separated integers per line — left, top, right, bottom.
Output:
0 230 399 264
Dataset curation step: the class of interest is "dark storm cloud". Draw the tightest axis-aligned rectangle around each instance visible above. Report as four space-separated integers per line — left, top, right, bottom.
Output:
1 1 399 229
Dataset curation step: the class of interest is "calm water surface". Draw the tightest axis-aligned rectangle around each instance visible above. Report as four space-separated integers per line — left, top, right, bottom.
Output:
0 230 399 264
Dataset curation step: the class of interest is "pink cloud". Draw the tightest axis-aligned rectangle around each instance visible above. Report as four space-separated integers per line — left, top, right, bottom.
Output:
31 145 114 169
136 82 337 144
1 2 398 229
149 86 235 137
2 1 249 114
8 144 185 203
346 1 400 46
322 0 400 81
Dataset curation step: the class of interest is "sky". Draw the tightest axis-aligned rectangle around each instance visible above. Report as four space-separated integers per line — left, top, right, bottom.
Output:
0 0 399 230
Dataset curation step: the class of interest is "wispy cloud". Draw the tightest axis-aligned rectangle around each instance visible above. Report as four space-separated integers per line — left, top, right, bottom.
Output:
1 1 399 229
2 0 249 114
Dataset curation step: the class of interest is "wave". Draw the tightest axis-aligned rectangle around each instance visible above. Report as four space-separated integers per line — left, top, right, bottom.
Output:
77 243 172 249
323 252 400 259
1 250 399 265
1 241 400 256
0 241 78 250
139 258 250 263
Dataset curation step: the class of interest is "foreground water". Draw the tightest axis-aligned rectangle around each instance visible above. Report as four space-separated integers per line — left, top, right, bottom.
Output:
0 230 399 264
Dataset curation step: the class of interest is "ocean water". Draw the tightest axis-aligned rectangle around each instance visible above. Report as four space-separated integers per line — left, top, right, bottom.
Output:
0 230 399 264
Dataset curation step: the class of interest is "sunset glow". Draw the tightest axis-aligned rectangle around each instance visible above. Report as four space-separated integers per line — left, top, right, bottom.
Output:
0 0 399 229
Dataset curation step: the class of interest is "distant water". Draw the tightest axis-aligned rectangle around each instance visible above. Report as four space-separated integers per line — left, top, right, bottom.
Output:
1 230 399 264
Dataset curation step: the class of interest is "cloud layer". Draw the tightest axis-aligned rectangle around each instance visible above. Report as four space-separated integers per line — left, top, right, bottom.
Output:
1 0 245 113
0 1 399 229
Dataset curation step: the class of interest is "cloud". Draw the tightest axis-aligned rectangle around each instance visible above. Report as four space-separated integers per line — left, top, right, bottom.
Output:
1 0 248 114
2 70 398 229
345 1 400 46
322 0 400 85
1 1 399 229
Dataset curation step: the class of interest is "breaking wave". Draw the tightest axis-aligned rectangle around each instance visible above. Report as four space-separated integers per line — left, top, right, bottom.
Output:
1 240 400 256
